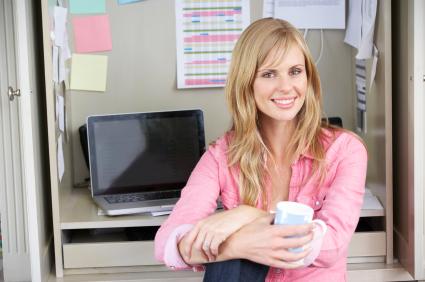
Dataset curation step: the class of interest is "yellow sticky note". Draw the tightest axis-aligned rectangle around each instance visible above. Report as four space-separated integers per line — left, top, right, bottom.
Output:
70 54 108 92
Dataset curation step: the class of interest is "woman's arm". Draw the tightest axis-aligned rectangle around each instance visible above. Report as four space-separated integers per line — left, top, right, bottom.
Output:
178 205 267 262
154 146 222 269
180 213 316 269
307 134 368 267
155 138 262 269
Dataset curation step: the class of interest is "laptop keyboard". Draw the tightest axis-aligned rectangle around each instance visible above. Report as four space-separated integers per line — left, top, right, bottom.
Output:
104 190 181 204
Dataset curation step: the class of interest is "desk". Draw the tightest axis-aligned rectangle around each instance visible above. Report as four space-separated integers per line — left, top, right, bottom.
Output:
58 188 386 273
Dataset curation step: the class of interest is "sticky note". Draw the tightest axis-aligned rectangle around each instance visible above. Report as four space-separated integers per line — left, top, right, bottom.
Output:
69 0 106 14
72 15 112 53
70 54 108 92
118 0 143 4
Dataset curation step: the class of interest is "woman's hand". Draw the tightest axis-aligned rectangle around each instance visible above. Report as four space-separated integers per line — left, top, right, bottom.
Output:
220 214 315 269
179 205 266 262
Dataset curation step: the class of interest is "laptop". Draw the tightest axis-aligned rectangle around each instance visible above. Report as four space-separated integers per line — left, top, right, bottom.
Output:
87 109 205 216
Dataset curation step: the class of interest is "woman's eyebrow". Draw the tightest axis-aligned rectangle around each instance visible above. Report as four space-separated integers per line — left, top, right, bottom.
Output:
290 64 305 68
257 67 276 72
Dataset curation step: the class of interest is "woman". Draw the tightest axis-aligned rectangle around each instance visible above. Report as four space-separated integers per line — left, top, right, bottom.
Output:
155 18 367 282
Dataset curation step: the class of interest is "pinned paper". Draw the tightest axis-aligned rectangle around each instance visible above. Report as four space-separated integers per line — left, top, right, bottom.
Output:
57 95 65 132
72 15 112 53
69 0 106 14
59 48 69 83
57 134 64 182
274 0 345 29
356 0 377 59
344 0 362 49
53 6 71 83
175 0 250 88
52 46 59 83
70 54 108 92
53 6 67 47
262 0 274 18
59 32 72 83
345 0 377 59
118 0 143 4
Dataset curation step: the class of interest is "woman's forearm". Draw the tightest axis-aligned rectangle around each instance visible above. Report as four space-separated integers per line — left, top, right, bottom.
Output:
177 225 240 264
177 205 267 265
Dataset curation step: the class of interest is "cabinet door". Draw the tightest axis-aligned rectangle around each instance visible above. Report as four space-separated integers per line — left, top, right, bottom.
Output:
393 0 425 279
0 0 31 280
0 0 52 281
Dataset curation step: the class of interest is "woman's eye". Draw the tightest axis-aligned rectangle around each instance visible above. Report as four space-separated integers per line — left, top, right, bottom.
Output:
262 71 275 78
290 68 302 76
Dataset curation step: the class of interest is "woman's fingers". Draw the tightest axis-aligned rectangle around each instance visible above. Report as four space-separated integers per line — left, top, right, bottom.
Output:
275 223 314 237
202 233 216 262
267 245 312 269
193 228 207 252
183 225 201 258
277 231 314 250
209 234 225 256
278 247 312 262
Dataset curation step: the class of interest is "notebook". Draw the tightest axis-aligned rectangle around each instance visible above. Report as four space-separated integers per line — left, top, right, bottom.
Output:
87 109 205 215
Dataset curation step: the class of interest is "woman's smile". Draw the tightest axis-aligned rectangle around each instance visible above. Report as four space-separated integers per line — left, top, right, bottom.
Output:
271 96 297 109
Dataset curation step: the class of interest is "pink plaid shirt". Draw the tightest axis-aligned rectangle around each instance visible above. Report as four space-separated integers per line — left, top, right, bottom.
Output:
155 130 367 282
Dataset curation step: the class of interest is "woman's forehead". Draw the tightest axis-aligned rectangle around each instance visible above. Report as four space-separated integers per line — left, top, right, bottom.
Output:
260 44 305 69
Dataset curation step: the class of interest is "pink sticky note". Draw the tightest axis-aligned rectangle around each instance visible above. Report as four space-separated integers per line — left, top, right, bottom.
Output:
72 15 112 53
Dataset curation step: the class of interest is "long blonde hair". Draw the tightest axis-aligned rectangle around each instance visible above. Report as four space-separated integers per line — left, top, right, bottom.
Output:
226 18 331 209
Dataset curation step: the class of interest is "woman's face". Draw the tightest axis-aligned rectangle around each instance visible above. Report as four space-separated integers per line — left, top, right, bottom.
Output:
253 44 308 126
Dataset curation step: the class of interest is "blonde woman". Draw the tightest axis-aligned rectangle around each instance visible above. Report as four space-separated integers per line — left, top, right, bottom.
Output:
155 18 367 282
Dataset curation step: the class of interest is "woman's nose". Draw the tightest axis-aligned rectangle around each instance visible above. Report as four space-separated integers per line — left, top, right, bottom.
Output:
277 75 292 93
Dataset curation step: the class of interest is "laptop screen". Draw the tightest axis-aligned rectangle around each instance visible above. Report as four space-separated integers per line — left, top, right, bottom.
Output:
87 110 205 196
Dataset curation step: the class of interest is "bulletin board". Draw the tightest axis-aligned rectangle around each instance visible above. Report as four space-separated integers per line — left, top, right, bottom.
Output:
60 0 356 185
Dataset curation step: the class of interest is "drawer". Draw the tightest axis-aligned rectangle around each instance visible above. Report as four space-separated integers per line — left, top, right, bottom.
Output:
348 231 386 257
63 230 386 268
63 240 161 268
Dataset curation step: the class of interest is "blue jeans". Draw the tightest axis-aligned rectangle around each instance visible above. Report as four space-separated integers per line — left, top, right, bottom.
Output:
203 259 269 282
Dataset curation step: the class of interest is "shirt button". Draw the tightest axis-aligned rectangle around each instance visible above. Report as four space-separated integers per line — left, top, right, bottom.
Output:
315 200 320 206
274 268 281 274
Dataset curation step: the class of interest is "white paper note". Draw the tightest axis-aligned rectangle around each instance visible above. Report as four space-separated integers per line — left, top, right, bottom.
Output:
52 46 59 83
59 49 69 83
356 0 377 59
274 0 345 29
263 0 274 18
57 95 65 132
63 31 72 60
57 134 65 182
53 6 67 47
344 0 362 49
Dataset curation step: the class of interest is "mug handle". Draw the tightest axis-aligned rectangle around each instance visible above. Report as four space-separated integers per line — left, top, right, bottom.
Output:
312 219 327 238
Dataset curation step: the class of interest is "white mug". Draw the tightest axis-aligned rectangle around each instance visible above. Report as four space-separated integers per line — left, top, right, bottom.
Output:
274 201 327 262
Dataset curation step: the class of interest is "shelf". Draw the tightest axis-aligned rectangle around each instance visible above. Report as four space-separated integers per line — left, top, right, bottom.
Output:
360 208 385 217
60 186 384 230
60 188 167 230
360 188 385 217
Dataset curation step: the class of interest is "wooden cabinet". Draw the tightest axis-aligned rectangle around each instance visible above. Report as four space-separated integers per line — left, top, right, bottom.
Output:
40 0 425 281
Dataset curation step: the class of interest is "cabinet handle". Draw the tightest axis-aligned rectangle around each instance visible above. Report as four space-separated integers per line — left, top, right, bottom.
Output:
8 86 21 101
